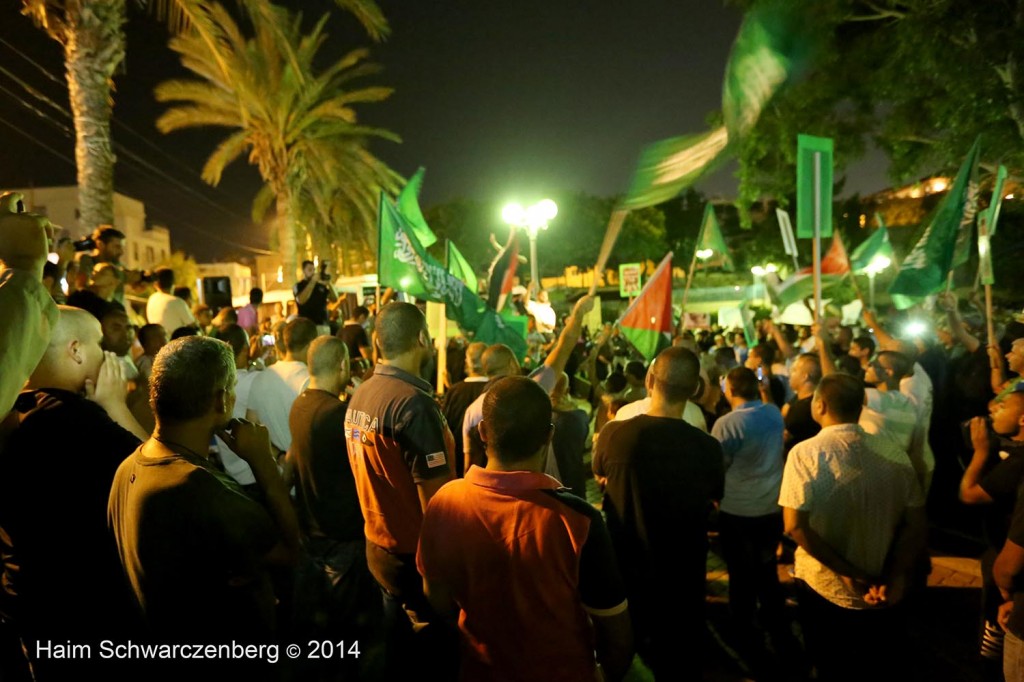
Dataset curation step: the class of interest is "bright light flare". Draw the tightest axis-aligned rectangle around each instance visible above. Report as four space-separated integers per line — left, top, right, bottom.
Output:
751 266 766 276
904 321 927 337
502 203 526 225
696 249 714 260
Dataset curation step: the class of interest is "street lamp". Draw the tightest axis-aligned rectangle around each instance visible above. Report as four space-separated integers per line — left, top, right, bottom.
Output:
503 199 557 290
862 254 891 311
696 249 714 261
750 263 777 304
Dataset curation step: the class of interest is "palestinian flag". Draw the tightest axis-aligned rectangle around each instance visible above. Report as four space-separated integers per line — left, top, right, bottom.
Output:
618 253 674 360
771 233 850 308
487 230 520 311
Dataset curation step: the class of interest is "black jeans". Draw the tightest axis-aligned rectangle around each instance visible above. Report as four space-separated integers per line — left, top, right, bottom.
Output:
718 511 787 638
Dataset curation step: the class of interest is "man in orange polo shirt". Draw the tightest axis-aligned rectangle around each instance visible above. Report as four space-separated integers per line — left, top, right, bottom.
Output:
418 377 633 681
344 302 454 669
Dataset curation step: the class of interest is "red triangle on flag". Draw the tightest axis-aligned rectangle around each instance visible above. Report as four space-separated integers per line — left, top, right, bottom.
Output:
798 233 851 276
619 253 674 360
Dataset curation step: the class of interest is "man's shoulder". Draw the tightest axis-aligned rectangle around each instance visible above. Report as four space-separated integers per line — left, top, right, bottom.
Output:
540 487 603 524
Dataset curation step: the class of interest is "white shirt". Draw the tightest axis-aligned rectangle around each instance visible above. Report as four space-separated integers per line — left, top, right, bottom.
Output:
779 423 924 609
899 363 936 493
613 396 708 433
248 360 309 451
215 368 261 485
146 291 196 336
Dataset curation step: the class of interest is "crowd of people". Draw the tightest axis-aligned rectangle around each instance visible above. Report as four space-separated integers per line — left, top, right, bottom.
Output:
4 195 1024 682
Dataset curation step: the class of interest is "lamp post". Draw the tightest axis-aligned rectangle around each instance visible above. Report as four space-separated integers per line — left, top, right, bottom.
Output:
863 254 891 312
502 199 558 290
750 263 777 305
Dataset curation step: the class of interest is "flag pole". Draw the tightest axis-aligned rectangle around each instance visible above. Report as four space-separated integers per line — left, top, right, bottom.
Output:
589 210 629 295
813 151 822 323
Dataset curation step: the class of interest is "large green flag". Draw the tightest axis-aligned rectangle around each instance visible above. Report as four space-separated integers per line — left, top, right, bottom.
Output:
985 164 1008 237
378 194 525 357
396 167 437 248
696 203 734 271
446 240 478 295
722 0 808 141
850 216 895 273
889 138 981 306
621 128 729 210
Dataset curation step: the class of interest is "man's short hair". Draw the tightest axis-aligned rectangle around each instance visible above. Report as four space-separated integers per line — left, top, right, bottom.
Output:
466 341 488 374
138 323 165 348
877 350 913 381
171 326 198 340
155 267 175 291
43 261 59 281
353 305 370 319
816 374 865 423
375 302 426 359
852 335 875 355
726 367 760 401
212 323 248 357
624 360 647 381
301 260 314 270
249 288 264 305
796 353 822 385
750 343 776 366
173 287 192 302
649 346 700 403
94 226 125 243
309 335 348 377
150 336 235 423
283 317 318 353
604 371 628 395
482 344 517 376
482 376 552 464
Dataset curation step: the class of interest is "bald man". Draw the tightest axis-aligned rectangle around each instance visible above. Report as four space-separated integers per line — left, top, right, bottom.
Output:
462 295 595 473
593 346 725 678
0 306 145 676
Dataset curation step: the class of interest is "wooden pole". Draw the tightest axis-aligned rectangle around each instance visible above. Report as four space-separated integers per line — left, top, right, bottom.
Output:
985 283 996 346
589 210 629 295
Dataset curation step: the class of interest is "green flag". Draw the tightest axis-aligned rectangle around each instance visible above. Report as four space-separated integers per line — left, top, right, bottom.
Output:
796 134 834 239
889 138 981 306
979 165 1007 286
696 203 734 271
446 240 478 295
850 218 895 274
396 167 437 248
722 0 807 141
621 127 729 210
378 194 526 357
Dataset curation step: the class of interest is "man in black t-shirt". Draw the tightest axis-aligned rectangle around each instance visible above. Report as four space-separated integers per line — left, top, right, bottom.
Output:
961 387 1024 670
337 305 372 373
441 342 488 477
593 346 725 678
783 353 822 455
0 307 146 679
287 335 380 676
294 259 338 326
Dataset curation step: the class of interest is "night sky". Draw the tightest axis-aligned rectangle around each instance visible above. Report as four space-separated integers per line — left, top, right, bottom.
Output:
0 1 888 261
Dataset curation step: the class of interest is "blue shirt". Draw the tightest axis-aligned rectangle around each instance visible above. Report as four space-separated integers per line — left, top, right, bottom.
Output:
711 400 785 517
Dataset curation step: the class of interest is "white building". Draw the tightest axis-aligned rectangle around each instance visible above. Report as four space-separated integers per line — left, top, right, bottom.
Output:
9 186 171 271
197 262 253 302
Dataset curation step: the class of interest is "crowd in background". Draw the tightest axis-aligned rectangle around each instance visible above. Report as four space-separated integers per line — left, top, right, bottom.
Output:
6 202 1024 681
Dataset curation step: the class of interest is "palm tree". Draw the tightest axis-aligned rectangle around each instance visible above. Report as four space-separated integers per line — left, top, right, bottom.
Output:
155 2 400 278
21 0 389 241
23 0 127 229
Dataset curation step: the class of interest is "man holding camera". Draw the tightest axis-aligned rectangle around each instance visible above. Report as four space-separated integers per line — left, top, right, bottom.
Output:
294 260 338 334
74 226 131 305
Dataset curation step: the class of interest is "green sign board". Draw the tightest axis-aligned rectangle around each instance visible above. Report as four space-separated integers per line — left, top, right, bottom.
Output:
619 263 643 298
796 134 833 239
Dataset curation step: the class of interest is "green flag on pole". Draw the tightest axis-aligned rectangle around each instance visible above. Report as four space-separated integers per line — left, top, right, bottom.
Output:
722 0 808 141
621 128 730 210
850 219 895 274
979 165 1007 286
796 134 834 239
446 240 478 295
697 203 735 271
396 167 437 248
378 193 526 357
889 137 981 306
